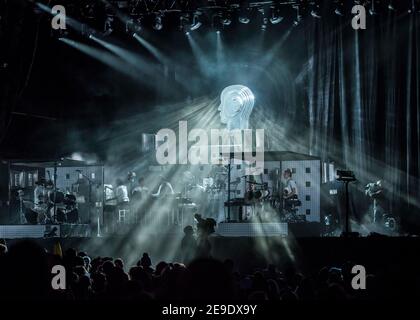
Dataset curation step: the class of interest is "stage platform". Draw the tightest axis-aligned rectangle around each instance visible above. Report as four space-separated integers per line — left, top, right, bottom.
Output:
215 222 288 237
0 222 323 239
0 224 91 239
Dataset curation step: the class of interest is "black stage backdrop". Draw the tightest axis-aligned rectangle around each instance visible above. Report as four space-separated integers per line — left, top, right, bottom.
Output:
0 1 419 230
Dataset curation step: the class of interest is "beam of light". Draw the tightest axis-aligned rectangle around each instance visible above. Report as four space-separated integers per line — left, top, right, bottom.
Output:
133 33 169 65
186 33 214 77
216 31 224 71
259 26 293 69
89 35 160 76
59 38 153 84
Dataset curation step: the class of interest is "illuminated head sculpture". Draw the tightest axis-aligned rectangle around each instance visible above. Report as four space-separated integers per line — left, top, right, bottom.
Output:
218 85 255 130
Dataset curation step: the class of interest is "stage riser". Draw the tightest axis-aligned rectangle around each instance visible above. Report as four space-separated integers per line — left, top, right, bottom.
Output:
216 222 288 237
0 224 91 238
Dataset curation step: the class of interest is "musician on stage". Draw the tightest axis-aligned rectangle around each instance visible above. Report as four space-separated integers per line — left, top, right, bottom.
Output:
283 169 298 200
127 171 137 195
33 179 47 212
282 169 300 216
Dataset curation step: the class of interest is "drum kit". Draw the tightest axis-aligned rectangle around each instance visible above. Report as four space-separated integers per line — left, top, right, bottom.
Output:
19 179 79 225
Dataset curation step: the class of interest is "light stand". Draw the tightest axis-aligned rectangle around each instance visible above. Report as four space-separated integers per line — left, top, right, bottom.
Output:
336 170 357 237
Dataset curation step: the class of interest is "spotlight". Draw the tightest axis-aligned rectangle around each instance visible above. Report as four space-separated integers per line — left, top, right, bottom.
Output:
369 1 378 15
310 4 322 19
293 5 302 26
190 12 202 31
153 13 163 30
126 17 142 35
238 8 251 24
269 7 283 24
408 0 419 13
222 13 232 26
180 13 190 33
334 2 344 16
212 13 223 32
388 1 395 11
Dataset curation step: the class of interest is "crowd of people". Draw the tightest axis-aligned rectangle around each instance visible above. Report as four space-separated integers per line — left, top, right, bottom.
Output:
0 236 409 302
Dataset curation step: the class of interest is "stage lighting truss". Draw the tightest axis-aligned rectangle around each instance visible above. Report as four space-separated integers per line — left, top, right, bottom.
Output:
45 0 420 39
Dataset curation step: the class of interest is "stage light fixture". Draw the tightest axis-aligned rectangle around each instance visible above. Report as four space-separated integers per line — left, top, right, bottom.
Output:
126 17 142 35
334 2 344 16
369 0 378 15
190 12 202 31
269 7 283 24
408 0 419 13
387 1 395 11
180 13 190 33
293 5 302 26
238 8 251 24
212 13 224 33
153 13 163 30
310 4 322 19
222 13 232 26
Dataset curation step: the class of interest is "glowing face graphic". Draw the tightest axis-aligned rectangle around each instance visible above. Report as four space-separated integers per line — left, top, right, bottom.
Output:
218 85 255 130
